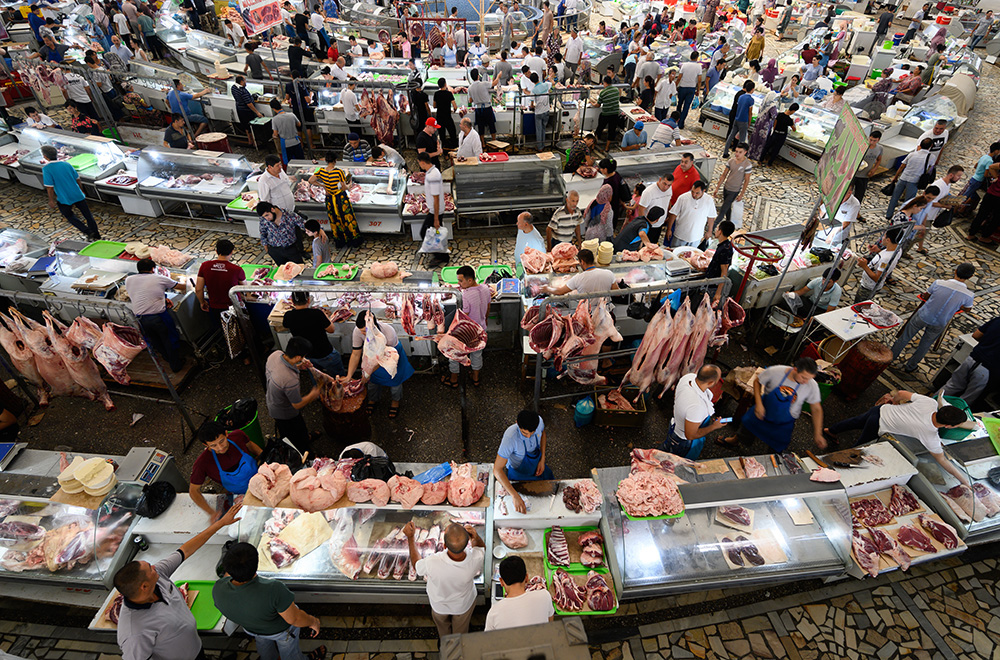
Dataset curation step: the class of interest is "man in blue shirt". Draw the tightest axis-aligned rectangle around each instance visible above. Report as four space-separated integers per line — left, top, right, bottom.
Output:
802 57 823 86
704 60 725 97
493 410 551 514
722 81 754 159
962 141 1000 209
941 315 1000 406
167 79 211 138
42 146 101 240
27 4 45 42
621 120 648 151
892 263 975 372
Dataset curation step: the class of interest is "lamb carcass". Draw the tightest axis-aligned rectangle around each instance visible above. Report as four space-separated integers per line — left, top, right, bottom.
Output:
528 313 565 359
92 323 146 385
0 313 49 406
65 316 102 350
7 310 89 400
621 303 672 400
630 448 699 482
420 480 448 505
520 246 549 274
655 296 694 393
418 309 487 367
42 312 114 410
347 479 390 506
248 463 293 507
563 299 622 386
361 311 398 378
401 293 417 336
712 298 746 346
448 461 486 506
387 475 424 510
553 301 595 371
677 294 720 382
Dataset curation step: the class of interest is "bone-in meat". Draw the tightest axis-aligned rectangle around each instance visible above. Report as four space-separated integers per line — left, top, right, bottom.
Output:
347 479 390 507
897 525 936 553
943 485 982 522
498 527 528 549
447 462 485 507
547 526 570 566
616 470 684 517
420 480 448 505
867 526 911 570
92 323 146 385
580 544 603 567
387 475 424 510
575 480 602 513
585 571 615 611
718 505 752 527
851 497 894 527
525 575 546 591
0 521 45 547
917 514 959 550
248 463 293 507
741 457 767 479
268 538 300 568
888 484 922 517
551 569 586 611
852 530 880 577
972 483 1000 517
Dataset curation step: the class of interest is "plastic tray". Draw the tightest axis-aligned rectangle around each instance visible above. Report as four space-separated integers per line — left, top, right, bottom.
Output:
242 264 275 280
176 580 223 630
79 240 127 259
440 266 461 284
227 195 256 210
984 417 1000 456
479 152 509 162
544 566 618 616
543 525 604 572
67 153 97 171
850 301 899 329
477 264 516 281
617 480 685 521
313 262 359 281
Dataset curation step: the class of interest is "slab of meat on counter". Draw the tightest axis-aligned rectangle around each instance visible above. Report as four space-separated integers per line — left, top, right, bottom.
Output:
616 470 684 517
149 245 189 268
268 537 300 568
547 526 570 566
551 568 586 611
274 262 305 281
575 480 602 513
896 525 936 553
718 505 751 527
447 461 485 506
972 482 1000 517
888 484 921 517
247 463 292 507
346 478 390 506
525 575 546 591
867 526 911 570
852 530 880 577
387 475 424 510
942 485 983 522
420 480 448 505
585 571 615 611
850 497 894 528
917 514 959 550
498 527 528 549
580 543 603 568
741 457 767 478
0 521 45 547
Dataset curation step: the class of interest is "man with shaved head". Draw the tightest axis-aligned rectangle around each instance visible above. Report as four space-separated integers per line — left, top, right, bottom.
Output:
404 520 485 638
662 364 729 459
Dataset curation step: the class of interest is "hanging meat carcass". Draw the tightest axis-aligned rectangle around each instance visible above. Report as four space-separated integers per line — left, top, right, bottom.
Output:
677 294 720 380
416 310 487 367
528 313 565 359
0 314 49 406
553 301 595 372
655 297 694 393
370 92 400 146
7 310 89 400
66 316 102 350
562 299 622 386
92 323 146 385
401 294 417 336
42 312 114 410
361 311 398 378
621 304 672 401
712 298 746 346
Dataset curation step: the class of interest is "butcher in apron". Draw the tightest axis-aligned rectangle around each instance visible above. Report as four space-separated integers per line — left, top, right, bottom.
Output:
188 420 262 520
662 366 727 459
493 410 553 514
721 359 825 453
345 313 415 419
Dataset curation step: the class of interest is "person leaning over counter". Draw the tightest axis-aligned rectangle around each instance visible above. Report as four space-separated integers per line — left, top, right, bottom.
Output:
939 314 1000 406
188 421 261 520
613 207 661 253
284 291 345 377
265 336 319 448
720 357 825 452
494 410 552 514
542 248 619 295
664 364 729 459
125 258 186 373
114 504 242 660
824 391 971 486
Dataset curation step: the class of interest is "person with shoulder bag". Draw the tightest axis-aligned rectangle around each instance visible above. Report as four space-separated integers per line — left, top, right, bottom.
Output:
884 138 933 221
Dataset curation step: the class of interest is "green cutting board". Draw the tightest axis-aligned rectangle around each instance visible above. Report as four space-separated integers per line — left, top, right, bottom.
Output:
79 240 127 259
68 153 97 171
175 580 223 630
313 262 359 280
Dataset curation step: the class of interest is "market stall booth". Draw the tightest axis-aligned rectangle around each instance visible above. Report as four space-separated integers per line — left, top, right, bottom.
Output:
136 147 255 219
14 128 128 194
452 154 567 216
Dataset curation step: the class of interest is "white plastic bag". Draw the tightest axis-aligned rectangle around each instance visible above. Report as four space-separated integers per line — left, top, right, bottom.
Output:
782 291 802 314
730 200 745 229
419 225 450 254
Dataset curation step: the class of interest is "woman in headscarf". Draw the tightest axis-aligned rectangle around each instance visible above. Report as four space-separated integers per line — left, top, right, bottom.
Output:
761 58 779 89
583 185 615 241
748 90 779 161
929 26 947 52
871 67 894 107
745 27 765 62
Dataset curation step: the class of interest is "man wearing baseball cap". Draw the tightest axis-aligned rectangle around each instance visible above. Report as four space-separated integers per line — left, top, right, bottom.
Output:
621 120 648 151
342 132 372 163
416 117 443 169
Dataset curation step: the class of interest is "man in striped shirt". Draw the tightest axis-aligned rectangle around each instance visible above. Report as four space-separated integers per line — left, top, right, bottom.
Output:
547 191 583 249
591 76 621 152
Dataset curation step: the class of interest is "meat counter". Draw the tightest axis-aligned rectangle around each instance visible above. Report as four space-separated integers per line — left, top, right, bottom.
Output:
233 462 494 603
578 35 624 83
125 60 202 114
180 30 239 77
878 95 966 167
453 155 566 215
698 82 769 140
594 466 852 599
136 148 255 217
15 128 128 195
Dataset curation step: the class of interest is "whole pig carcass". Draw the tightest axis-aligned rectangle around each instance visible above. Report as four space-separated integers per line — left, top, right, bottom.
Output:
620 303 672 400
92 323 146 385
418 310 487 367
361 311 398 378
42 312 114 410
7 310 89 400
0 314 49 406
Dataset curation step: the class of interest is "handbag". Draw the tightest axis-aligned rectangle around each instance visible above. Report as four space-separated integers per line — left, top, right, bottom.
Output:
136 482 176 518
916 152 934 188
932 208 954 228
220 309 246 360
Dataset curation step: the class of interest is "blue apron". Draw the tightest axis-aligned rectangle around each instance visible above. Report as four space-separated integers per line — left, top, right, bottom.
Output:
739 370 800 453
209 440 257 495
369 340 415 387
505 429 554 482
662 415 712 459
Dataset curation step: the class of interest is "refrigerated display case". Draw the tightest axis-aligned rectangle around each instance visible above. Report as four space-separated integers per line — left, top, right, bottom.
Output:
453 155 566 214
594 467 852 599
902 95 961 133
699 81 767 139
17 129 128 198
137 148 254 209
125 60 202 113
779 103 872 173
578 35 623 82
282 160 406 233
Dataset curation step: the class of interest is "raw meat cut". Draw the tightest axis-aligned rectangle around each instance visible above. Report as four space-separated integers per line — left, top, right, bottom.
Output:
553 301 595 371
92 323 146 385
149 245 189 268
420 480 448 505
917 514 959 550
41 311 114 410
971 483 1000 517
721 536 744 567
526 575 546 591
562 485 582 513
603 390 635 411
736 535 765 566
741 457 767 479
498 527 528 549
575 480 602 513
289 467 344 512
851 498 894 527
578 530 603 547
520 246 550 274
369 91 399 145
401 294 417 336
361 311 398 378
41 522 94 572
621 303 672 400
852 530 880 577
347 479 391 506
7 310 89 400
655 297 694 393
551 569 586 611
888 485 921 517
564 299 622 386
363 527 398 574
387 475 424 510
248 463 293 507
268 537 300 568
528 313 565 358
0 521 45 547
274 262 305 280
718 505 751 527
867 526 911 570
63 317 102 351
944 485 983 522
621 250 641 262
547 526 570 566
107 593 124 624
263 509 299 537
585 571 614 611
897 525 936 553
417 309 487 367
370 261 401 278
809 467 841 482
630 448 699 483
0 313 49 406
580 544 603 567
447 462 485 507
616 470 684 517
550 242 579 272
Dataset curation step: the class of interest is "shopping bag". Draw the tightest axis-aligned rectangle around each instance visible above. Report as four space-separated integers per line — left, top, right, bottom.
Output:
932 208 954 228
881 181 895 195
220 308 245 359
419 225 450 253
730 200 745 228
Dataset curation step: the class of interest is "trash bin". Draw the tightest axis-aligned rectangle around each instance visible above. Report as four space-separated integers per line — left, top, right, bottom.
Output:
215 404 264 450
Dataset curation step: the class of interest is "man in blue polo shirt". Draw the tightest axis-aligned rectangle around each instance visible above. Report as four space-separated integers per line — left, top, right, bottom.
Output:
42 145 101 240
620 120 648 151
892 263 975 372
167 79 211 138
722 81 754 159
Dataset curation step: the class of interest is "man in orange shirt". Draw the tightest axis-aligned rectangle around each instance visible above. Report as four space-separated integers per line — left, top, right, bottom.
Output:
671 152 702 209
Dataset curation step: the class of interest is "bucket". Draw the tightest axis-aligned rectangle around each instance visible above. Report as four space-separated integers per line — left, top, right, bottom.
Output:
574 396 595 427
215 405 264 450
804 380 838 414
936 15 951 24
102 128 121 142
892 33 904 45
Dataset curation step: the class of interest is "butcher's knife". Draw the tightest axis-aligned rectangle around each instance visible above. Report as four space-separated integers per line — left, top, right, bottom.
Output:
807 451 829 469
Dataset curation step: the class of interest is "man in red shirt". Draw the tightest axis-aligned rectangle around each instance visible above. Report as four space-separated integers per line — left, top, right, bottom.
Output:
671 152 703 208
196 239 245 321
188 420 262 520
801 43 818 64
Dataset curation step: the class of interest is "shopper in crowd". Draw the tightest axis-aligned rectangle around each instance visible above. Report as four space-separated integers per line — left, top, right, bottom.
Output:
284 291 345 378
706 220 735 305
564 133 595 173
486 555 555 631
443 266 491 388
514 211 547 261
456 117 483 160
714 142 752 225
960 141 1000 212
163 114 193 149
214 542 326 660
547 191 583 249
346 312 414 418
852 130 883 204
919 118 950 172
874 5 895 50
940 314 999 406
969 10 995 49
663 364 727 459
543 249 618 295
531 72 552 150
668 180 717 247
195 239 245 318
599 158 627 226
167 79 210 138
885 138 934 220
909 166 964 254
257 154 295 212
115 505 242 660
824 391 971 484
265 336 319 446
592 75 621 151
564 28 583 82
704 59 726 97
308 150 362 249
125 258 186 373
232 75 263 145
892 263 975 372
903 2 928 43
108 34 134 67
417 152 449 268
188 421 261 520
968 158 1000 243
434 77 458 148
671 152 702 207
653 68 678 121
405 521 484 637
855 225 906 303
256 201 307 264
284 70 316 151
581 186 615 242
271 98 304 163
415 117 443 170
635 174 673 242
305 219 330 268
720 357 825 452
888 195 930 262
494 410 552 513
757 102 797 166
42 145 101 240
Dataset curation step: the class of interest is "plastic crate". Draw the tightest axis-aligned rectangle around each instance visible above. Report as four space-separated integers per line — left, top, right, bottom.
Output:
593 387 646 427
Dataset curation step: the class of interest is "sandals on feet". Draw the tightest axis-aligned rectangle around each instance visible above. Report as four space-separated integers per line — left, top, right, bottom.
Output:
388 404 400 418
307 646 326 660
440 374 459 389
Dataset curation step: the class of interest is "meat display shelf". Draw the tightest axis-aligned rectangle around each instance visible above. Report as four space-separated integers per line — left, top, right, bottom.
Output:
283 161 407 234
452 155 566 215
136 148 254 207
16 128 128 185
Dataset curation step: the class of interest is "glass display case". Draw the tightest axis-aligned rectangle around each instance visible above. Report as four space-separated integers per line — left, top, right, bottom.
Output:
578 35 623 81
595 467 852 598
284 161 406 215
0 484 141 587
137 148 254 205
903 95 960 133
186 30 238 56
701 82 767 122
17 129 127 183
786 104 842 153
155 11 188 45
613 147 715 186
453 155 566 214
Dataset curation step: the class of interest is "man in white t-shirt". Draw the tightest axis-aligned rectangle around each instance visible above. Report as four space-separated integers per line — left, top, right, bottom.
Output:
676 52 703 128
485 556 555 631
407 522 485 637
667 181 717 247
223 19 245 48
855 226 904 303
564 28 583 82
909 165 964 254
544 249 618 295
418 152 449 267
664 365 727 459
824 391 970 485
637 173 673 243
918 119 949 170
816 184 859 246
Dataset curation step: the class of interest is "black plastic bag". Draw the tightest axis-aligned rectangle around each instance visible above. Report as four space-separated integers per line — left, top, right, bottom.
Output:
881 182 895 195
610 279 630 305
351 456 397 482
216 398 258 429
136 482 176 519
932 208 954 228
260 437 304 471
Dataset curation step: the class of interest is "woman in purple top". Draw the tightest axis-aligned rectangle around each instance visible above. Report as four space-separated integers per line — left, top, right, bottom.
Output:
443 266 491 388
